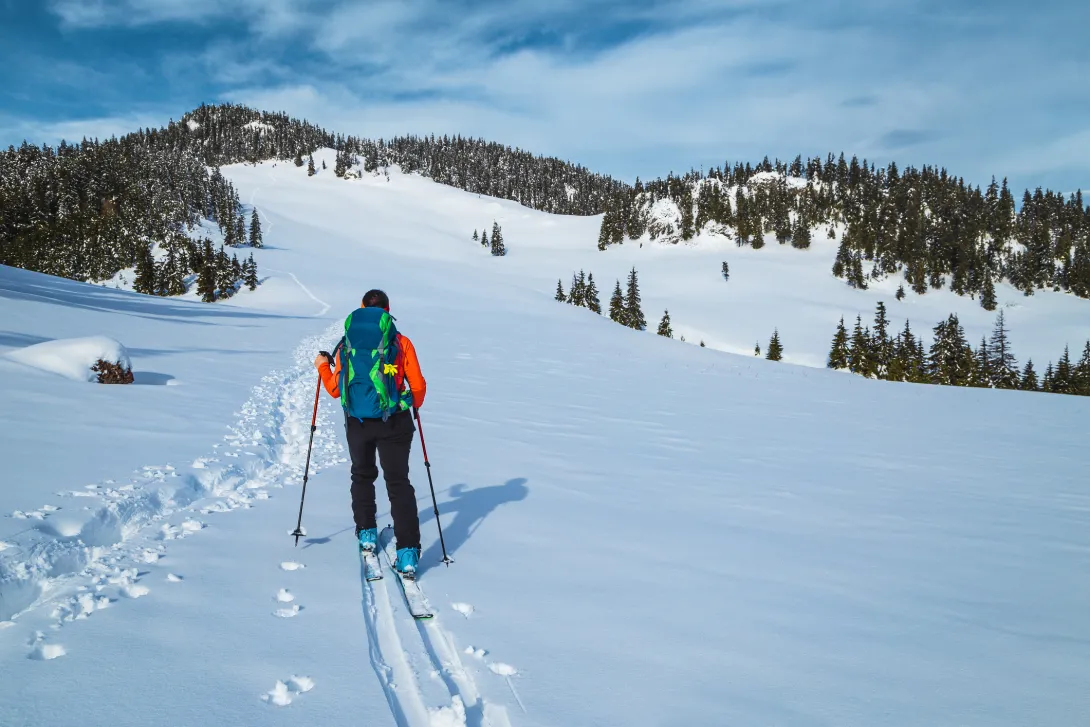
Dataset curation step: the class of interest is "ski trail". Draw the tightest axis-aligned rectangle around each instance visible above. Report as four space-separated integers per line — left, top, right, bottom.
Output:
360 562 516 727
263 267 331 317
0 324 345 646
360 566 433 727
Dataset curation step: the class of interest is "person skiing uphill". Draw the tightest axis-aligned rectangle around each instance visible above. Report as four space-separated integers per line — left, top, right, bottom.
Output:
314 289 427 576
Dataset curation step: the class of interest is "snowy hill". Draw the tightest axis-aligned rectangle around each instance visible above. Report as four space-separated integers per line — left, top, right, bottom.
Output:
1 152 1088 726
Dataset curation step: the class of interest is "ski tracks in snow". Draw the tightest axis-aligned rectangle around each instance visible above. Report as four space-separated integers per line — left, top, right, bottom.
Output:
360 572 515 727
0 324 346 658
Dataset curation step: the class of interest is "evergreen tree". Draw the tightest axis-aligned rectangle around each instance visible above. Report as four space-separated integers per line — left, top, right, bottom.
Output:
766 330 784 361
307 154 316 176
988 310 1019 388
848 316 871 376
133 244 156 294
1020 359 1039 391
624 267 646 330
235 213 246 247
928 314 974 386
197 261 217 302
294 151 304 167
569 270 587 307
472 229 479 243
480 229 488 248
896 284 906 301
700 340 706 347
980 272 997 311
585 273 601 314
971 337 992 387
1043 362 1055 392
608 281 626 324
555 279 566 302
1075 341 1090 395
754 342 761 356
244 254 259 291
872 301 892 378
334 149 348 177
164 246 187 296
827 317 849 369
721 261 730 282
657 310 673 338
490 221 507 256
1053 346 1074 394
249 209 263 247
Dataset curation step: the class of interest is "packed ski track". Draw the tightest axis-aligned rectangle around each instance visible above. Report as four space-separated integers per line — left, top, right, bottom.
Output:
1 319 521 726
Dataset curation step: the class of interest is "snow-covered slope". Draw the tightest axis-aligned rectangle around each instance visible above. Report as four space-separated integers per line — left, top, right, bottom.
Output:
1 151 1088 727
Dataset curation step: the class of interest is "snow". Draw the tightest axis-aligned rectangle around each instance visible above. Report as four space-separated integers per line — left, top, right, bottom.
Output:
186 120 200 132
243 120 275 134
6 335 131 383
0 149 1088 726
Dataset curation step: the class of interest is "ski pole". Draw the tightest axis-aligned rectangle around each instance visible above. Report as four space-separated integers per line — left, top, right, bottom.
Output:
414 408 453 565
291 371 323 547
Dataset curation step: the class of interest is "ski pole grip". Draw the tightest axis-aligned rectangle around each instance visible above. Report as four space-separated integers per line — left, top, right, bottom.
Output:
318 350 334 366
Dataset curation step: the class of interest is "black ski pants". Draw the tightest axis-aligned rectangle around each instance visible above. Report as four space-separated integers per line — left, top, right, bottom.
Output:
345 410 420 550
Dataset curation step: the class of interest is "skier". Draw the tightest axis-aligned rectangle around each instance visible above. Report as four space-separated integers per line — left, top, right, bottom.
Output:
314 289 427 576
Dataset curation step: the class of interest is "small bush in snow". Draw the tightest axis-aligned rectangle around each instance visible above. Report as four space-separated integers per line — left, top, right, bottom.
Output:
91 359 134 384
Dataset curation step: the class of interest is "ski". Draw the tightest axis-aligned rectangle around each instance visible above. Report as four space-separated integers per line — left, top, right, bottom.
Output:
379 526 433 619
360 547 383 582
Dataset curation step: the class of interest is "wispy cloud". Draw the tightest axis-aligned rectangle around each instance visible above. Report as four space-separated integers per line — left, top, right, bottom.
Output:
15 0 1090 193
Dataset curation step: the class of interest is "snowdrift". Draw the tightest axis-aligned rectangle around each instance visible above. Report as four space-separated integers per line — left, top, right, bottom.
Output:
6 336 131 383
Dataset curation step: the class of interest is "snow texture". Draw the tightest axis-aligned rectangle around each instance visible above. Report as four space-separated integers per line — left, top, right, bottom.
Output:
0 149 1087 727
6 336 131 383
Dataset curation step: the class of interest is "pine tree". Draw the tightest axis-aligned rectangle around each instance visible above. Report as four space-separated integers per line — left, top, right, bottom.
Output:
624 267 646 330
164 246 187 296
971 336 992 387
766 330 784 361
235 213 246 247
827 317 849 369
895 284 906 301
249 209 263 247
198 261 217 302
1043 362 1055 392
490 221 507 256
1053 346 1074 394
872 301 892 378
928 314 973 386
848 316 871 376
988 310 1019 389
570 270 587 307
472 229 479 243
585 273 601 314
754 342 761 356
700 340 706 347
1020 359 1039 391
480 229 488 248
294 151 304 167
980 272 997 311
608 281 626 324
1075 341 1090 395
334 149 348 177
721 261 730 282
133 244 156 294
555 279 566 302
657 310 673 338
244 254 258 291
307 154 316 176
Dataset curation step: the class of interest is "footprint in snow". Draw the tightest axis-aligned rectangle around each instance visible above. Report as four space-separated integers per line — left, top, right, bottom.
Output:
29 643 67 661
262 676 314 706
489 663 518 677
123 584 150 599
280 562 305 571
463 646 488 659
273 605 301 618
276 589 294 603
166 573 183 582
451 602 474 618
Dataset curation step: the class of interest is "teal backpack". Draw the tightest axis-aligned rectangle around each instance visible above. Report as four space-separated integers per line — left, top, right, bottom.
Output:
336 307 412 421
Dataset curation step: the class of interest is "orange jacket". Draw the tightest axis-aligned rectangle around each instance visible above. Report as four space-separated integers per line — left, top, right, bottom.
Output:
318 333 426 409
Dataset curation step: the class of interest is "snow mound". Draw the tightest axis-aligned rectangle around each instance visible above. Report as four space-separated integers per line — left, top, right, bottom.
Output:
6 336 132 383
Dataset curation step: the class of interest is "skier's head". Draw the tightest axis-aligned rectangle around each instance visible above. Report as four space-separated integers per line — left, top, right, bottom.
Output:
362 289 390 312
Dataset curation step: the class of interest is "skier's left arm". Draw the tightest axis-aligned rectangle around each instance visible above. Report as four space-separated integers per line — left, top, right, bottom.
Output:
399 335 426 408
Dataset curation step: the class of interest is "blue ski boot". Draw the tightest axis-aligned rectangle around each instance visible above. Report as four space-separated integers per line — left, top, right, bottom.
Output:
395 547 420 579
357 527 377 552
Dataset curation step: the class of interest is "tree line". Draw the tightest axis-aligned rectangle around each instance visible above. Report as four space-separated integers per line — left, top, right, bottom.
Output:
597 157 1090 307
828 304 1090 396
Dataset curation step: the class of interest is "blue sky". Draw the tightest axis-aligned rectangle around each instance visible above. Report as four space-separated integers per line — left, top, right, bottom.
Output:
1 0 1088 195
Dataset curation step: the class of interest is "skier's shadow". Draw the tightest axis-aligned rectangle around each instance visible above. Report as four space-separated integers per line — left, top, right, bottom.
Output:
417 478 529 574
